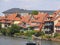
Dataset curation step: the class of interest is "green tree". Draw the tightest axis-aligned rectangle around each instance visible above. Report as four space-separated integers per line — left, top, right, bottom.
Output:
32 11 38 15
34 31 45 37
54 33 60 38
24 30 35 37
1 28 7 35
28 26 34 30
9 24 20 36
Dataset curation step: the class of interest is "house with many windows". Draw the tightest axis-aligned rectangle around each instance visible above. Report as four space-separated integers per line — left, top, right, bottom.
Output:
19 12 48 31
0 8 60 34
0 13 21 28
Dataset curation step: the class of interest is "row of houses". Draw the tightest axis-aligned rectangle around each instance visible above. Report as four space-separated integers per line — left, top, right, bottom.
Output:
0 8 60 34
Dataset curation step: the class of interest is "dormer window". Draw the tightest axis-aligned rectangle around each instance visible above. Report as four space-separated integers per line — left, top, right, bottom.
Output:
48 17 51 20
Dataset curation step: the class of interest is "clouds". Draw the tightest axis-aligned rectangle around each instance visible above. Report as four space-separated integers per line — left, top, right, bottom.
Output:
0 0 11 2
0 0 38 3
0 0 60 12
16 0 37 2
4 0 10 2
0 0 60 15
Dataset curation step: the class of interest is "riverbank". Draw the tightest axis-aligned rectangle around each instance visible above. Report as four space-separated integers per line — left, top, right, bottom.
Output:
14 35 60 42
0 36 60 45
37 38 60 42
0 34 60 42
39 38 60 42
50 38 60 42
32 35 60 42
0 36 60 42
0 35 32 40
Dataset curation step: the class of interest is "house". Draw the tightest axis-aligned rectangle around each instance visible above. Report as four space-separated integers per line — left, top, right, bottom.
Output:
43 14 54 34
1 8 30 28
0 8 60 34
53 10 60 33
55 21 60 33
43 10 60 34
18 12 48 31
0 13 21 28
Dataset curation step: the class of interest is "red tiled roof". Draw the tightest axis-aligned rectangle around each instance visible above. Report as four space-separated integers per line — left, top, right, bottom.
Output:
14 17 21 21
53 15 60 21
0 20 5 23
2 11 60 31
21 15 30 23
0 13 21 23
0 16 5 20
6 13 17 20
52 10 60 21
55 22 60 26
30 13 48 23
18 12 48 30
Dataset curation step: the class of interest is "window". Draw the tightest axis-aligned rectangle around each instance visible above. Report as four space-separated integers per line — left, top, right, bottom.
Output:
48 17 51 20
5 25 7 27
45 22 53 26
56 26 60 30
26 24 30 27
36 22 40 24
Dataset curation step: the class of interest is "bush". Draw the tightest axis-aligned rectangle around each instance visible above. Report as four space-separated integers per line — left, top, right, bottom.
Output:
34 31 45 37
54 33 60 38
0 24 21 36
46 36 52 39
14 33 20 37
1 28 7 35
8 24 20 36
24 30 36 37
20 30 24 35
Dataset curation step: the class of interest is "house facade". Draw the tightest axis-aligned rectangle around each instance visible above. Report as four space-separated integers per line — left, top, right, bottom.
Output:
0 8 60 34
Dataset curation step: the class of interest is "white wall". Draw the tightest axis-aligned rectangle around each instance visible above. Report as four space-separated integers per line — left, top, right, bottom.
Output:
54 18 60 33
1 24 5 28
14 21 20 24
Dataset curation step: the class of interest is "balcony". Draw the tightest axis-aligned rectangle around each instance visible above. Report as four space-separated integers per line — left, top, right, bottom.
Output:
44 28 50 31
44 23 53 26
30 22 40 26
56 30 60 33
31 23 40 27
34 27 40 30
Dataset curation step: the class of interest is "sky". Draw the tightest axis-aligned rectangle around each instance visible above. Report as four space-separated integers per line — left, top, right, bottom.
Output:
0 0 60 15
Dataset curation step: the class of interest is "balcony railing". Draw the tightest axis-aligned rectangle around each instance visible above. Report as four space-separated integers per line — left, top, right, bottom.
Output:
44 29 50 31
44 23 53 26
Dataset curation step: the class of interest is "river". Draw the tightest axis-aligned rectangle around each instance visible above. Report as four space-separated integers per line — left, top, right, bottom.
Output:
0 36 60 45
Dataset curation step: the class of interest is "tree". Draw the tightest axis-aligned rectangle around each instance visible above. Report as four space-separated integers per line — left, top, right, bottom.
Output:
28 26 34 30
54 33 59 38
32 11 38 15
34 31 45 37
24 30 35 37
9 24 20 36
1 28 7 35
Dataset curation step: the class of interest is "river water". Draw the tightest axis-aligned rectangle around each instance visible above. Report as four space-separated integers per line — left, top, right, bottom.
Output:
0 36 60 45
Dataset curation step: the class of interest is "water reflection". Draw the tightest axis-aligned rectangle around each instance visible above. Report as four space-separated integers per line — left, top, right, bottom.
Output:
0 36 60 45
